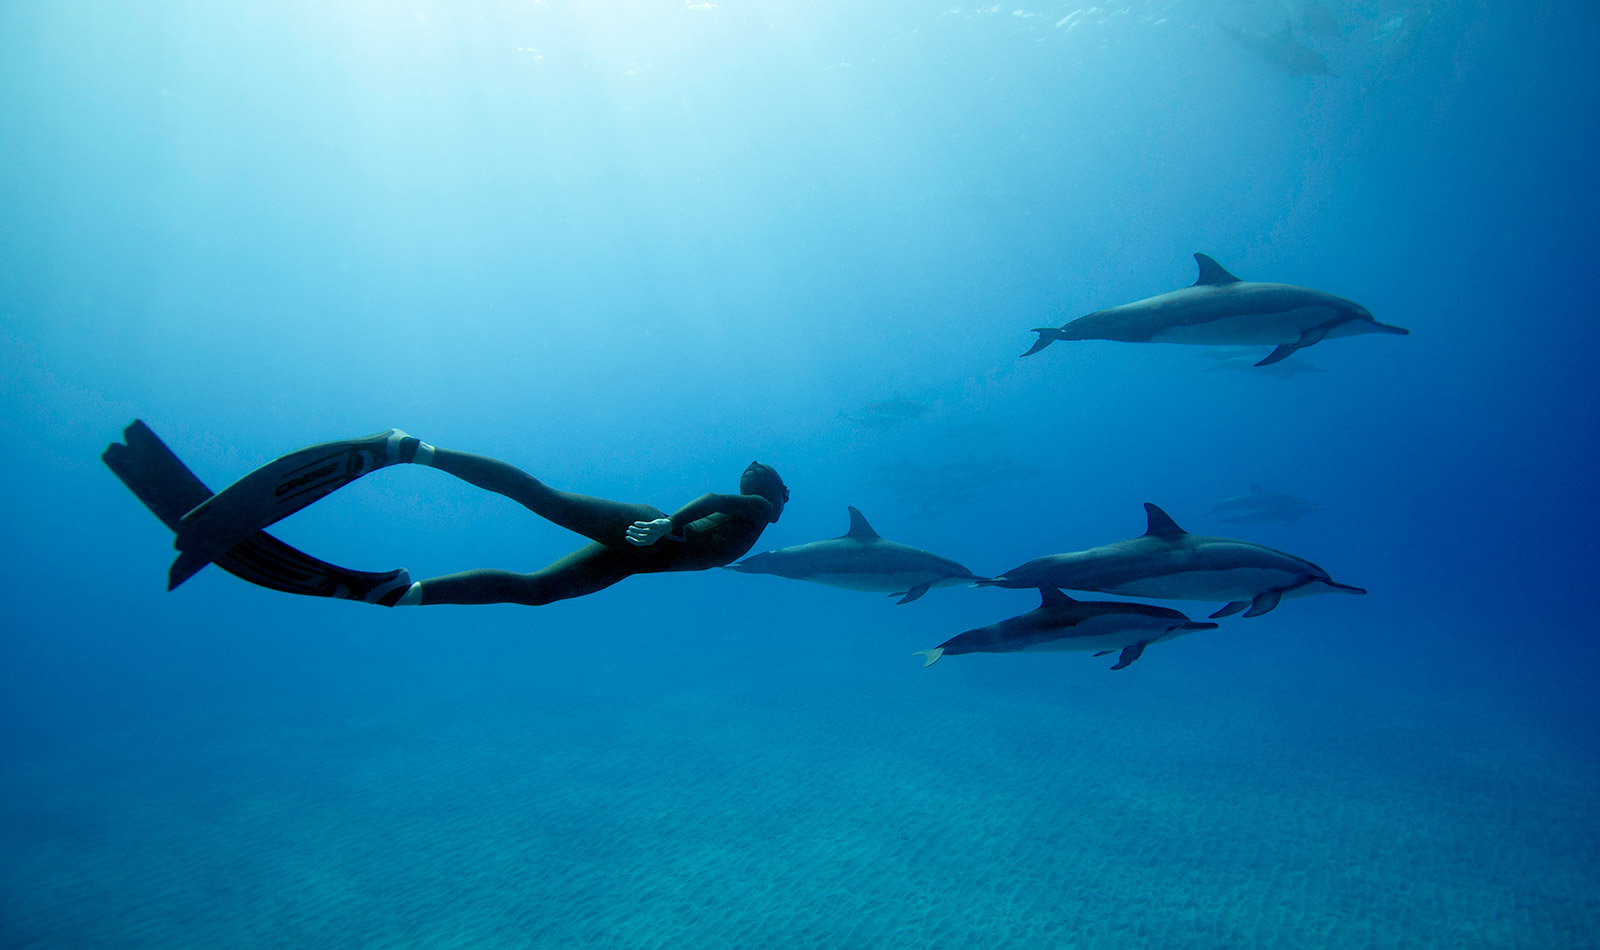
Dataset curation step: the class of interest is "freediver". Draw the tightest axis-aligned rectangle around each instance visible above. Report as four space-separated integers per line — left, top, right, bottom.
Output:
108 424 788 608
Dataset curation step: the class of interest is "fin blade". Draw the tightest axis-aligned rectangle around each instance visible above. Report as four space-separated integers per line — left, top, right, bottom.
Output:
914 648 945 668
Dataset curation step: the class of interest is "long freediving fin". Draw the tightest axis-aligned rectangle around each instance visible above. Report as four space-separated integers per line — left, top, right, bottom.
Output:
169 428 418 589
913 648 945 667
105 420 408 601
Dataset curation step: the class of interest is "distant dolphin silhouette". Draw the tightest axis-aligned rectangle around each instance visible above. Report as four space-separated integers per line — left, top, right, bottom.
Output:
725 506 982 603
1207 484 1324 525
979 503 1365 619
915 587 1218 670
1023 253 1407 366
1221 22 1334 75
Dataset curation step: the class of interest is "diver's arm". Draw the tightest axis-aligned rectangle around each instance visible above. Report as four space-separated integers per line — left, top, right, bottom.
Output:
626 494 772 547
669 493 774 528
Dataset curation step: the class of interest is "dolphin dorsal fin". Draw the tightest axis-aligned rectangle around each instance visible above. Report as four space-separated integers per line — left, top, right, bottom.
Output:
1143 503 1188 539
844 506 881 541
1192 253 1242 286
1039 587 1077 607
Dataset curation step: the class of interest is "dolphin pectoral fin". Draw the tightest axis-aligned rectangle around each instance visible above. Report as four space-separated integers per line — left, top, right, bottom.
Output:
1257 324 1332 366
893 582 933 605
1243 588 1284 617
1110 641 1148 670
1021 328 1063 357
914 648 945 668
1210 600 1250 619
1093 650 1112 657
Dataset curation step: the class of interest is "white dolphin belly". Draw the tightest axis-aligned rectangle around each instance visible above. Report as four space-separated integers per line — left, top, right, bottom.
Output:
806 571 959 593
1106 568 1300 601
1150 308 1339 345
1016 614 1176 653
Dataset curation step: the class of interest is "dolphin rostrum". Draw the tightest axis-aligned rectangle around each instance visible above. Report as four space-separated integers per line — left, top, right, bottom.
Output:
725 506 983 603
978 503 1365 618
915 587 1218 670
1023 253 1407 366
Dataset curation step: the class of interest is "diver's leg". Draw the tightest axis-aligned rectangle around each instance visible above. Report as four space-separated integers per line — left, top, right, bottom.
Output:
423 448 665 546
385 544 633 606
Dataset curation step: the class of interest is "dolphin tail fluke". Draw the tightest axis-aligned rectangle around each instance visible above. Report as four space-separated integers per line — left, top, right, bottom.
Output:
914 648 945 668
892 582 933 605
1021 327 1065 357
1210 600 1250 619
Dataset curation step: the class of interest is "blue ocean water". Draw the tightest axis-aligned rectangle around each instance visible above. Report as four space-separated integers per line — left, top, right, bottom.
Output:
3 0 1598 946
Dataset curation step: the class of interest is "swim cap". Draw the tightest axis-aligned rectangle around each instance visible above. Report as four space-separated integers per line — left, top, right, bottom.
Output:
740 461 788 520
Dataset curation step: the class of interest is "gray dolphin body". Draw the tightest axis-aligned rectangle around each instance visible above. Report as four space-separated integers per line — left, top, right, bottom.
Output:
1207 484 1324 525
725 506 982 603
1024 254 1407 366
916 588 1218 670
980 503 1364 618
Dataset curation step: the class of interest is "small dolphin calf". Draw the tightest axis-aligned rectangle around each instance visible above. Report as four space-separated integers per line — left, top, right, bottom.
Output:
1207 484 1323 525
915 588 1218 670
1024 253 1407 366
726 506 982 603
980 503 1364 618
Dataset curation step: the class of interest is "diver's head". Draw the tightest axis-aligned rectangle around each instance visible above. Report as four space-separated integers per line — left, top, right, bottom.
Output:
740 461 788 521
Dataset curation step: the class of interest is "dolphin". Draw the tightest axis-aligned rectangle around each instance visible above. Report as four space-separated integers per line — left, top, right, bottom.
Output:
1220 23 1334 75
914 587 1218 670
978 503 1365 618
1023 253 1407 366
1207 483 1324 525
725 506 984 603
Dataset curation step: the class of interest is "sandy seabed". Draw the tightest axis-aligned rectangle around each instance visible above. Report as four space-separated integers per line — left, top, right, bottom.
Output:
3 636 1596 950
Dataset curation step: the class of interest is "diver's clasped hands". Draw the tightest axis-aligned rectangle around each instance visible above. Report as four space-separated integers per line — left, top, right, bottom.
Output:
625 517 675 546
